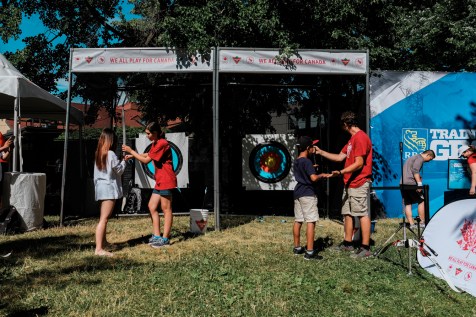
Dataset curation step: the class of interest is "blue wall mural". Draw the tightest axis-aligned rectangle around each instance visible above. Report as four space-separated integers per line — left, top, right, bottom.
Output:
370 71 476 218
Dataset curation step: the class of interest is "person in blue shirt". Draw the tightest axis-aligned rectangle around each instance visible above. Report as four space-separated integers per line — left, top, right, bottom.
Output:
293 136 325 260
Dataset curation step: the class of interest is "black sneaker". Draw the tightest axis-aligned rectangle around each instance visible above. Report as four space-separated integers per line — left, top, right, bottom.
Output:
293 246 305 255
304 250 323 261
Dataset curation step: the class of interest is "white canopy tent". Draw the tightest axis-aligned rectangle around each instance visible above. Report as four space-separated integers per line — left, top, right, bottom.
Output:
64 47 369 229
0 53 84 171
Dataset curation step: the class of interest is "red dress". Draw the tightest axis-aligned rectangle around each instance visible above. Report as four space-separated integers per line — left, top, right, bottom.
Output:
148 139 177 190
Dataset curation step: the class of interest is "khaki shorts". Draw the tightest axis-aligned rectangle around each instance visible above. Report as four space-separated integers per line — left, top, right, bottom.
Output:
341 181 371 217
294 196 319 223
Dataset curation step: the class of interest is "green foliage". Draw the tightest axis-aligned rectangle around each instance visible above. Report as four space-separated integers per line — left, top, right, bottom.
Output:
3 0 476 92
1 0 476 127
57 126 144 140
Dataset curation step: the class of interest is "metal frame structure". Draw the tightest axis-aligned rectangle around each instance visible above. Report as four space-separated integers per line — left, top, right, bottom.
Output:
61 47 370 229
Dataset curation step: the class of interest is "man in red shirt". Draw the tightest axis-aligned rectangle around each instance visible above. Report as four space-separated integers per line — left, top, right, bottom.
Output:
315 111 373 258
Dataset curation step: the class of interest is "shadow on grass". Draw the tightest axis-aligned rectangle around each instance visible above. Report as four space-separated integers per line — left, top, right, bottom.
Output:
372 248 459 299
0 233 148 315
219 215 256 229
6 305 49 317
314 236 334 252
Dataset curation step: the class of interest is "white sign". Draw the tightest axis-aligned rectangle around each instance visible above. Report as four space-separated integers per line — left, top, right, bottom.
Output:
418 199 476 296
219 49 367 74
71 48 213 73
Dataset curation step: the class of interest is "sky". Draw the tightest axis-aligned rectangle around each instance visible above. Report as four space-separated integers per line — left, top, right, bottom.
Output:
0 1 139 95
1 0 138 53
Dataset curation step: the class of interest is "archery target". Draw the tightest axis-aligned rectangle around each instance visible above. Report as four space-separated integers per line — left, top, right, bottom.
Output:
134 132 189 188
249 141 291 183
242 134 297 190
417 198 476 296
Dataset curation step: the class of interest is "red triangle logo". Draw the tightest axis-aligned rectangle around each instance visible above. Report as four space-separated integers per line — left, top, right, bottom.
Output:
85 56 93 64
196 220 207 231
455 268 463 276
232 56 241 64
341 58 350 65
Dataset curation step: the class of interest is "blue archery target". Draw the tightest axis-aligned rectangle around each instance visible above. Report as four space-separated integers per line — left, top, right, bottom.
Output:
249 141 291 183
141 141 183 179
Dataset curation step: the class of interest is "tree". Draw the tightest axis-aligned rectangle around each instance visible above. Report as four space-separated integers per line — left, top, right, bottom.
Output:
2 0 476 109
0 0 128 94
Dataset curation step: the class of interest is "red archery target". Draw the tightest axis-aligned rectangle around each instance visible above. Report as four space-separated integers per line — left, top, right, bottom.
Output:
249 141 292 183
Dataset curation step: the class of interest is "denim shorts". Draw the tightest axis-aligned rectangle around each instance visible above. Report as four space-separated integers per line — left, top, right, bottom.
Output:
152 189 174 196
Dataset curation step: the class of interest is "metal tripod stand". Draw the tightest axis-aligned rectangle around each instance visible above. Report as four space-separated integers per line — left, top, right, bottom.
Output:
373 142 431 275
373 210 423 275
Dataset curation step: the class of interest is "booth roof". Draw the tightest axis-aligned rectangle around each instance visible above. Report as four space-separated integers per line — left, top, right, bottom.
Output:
0 54 84 125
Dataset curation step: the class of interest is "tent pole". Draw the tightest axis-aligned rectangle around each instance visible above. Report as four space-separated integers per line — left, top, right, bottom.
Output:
213 47 220 231
12 97 19 172
60 50 74 227
79 125 84 216
365 49 371 218
121 91 127 147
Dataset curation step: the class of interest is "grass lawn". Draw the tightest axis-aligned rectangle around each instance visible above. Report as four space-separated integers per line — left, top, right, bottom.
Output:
0 214 475 317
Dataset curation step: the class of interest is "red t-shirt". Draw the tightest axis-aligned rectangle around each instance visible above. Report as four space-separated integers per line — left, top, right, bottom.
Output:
341 130 373 188
0 132 7 163
468 153 476 165
148 138 177 190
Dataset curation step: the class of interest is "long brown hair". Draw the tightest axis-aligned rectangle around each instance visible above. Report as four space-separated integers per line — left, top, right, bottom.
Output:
95 128 117 171
146 121 165 139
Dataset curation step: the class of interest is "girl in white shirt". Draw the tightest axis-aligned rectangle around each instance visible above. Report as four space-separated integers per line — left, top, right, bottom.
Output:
93 128 127 257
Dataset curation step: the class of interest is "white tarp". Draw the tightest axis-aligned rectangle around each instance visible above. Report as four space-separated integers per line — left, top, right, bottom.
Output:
3 172 46 231
71 48 213 73
219 49 367 74
0 54 83 124
418 199 476 296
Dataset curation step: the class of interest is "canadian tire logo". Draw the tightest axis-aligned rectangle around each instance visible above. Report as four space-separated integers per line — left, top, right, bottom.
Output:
341 58 350 66
85 56 93 64
232 56 241 64
196 220 207 230
456 218 476 258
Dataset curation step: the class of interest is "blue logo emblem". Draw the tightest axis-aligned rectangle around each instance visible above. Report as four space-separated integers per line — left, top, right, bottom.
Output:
402 128 428 158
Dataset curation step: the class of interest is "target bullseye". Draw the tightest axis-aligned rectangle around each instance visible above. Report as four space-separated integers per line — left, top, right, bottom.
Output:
249 141 291 183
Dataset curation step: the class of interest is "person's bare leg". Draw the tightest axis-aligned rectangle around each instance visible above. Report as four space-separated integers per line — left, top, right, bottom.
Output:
148 193 162 236
306 222 316 251
293 222 302 248
343 215 354 242
359 215 371 246
417 201 425 224
405 204 414 225
160 195 173 238
95 199 115 256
